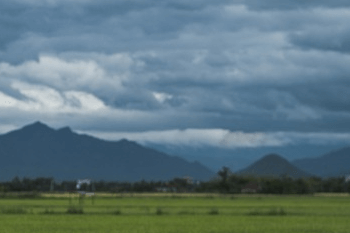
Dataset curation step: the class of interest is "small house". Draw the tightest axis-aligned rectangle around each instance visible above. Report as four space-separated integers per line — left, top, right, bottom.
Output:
241 182 260 193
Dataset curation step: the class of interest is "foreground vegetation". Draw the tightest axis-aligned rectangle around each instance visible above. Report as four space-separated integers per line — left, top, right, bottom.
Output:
0 194 350 232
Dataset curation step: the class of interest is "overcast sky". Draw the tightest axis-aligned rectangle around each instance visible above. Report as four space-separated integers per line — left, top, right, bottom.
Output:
1 0 350 149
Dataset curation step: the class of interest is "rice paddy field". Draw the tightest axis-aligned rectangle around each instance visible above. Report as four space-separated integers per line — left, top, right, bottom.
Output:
0 193 349 233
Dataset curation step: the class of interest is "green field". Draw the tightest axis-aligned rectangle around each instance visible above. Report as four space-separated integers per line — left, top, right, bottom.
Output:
0 193 349 233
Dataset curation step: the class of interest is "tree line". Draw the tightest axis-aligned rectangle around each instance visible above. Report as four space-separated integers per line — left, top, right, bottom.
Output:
1 167 349 194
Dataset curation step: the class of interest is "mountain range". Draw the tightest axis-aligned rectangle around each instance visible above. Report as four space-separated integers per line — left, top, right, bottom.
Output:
293 147 350 177
0 122 349 181
151 143 345 173
0 122 214 181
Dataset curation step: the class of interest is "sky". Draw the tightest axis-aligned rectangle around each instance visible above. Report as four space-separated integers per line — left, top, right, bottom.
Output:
1 0 350 152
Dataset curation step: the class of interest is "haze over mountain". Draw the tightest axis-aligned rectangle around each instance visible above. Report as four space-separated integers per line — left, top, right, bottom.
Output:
293 147 350 177
237 154 312 178
0 122 214 181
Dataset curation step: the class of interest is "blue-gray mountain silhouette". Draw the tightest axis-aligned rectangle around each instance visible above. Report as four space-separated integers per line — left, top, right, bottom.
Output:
293 147 350 177
0 122 214 181
237 154 312 178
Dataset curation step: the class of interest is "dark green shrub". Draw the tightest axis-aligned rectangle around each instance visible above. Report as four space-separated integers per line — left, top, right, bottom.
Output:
268 207 286 216
247 209 260 216
66 206 83 214
156 207 165 215
208 208 219 215
113 209 121 215
42 208 56 214
248 207 287 216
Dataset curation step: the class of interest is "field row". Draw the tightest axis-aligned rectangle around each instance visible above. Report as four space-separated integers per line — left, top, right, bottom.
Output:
0 205 297 216
1 195 350 233
0 195 349 216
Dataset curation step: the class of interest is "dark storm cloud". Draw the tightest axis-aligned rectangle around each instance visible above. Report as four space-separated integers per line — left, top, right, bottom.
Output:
290 28 350 53
283 82 350 113
1 0 350 146
0 0 225 63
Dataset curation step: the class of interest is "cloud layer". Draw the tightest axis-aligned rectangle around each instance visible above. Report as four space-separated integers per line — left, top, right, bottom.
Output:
78 129 350 149
1 0 350 148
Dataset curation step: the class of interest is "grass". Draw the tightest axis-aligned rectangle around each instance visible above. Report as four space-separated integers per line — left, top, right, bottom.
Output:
0 194 350 232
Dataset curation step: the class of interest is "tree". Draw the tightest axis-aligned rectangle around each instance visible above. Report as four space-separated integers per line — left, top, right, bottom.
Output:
218 167 230 184
217 167 231 193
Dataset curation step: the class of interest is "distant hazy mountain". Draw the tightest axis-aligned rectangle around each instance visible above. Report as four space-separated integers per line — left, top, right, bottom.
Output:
293 147 350 177
237 154 312 178
149 143 343 173
0 122 214 181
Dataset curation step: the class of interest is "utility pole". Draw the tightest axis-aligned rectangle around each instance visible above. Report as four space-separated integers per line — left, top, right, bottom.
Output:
50 180 54 192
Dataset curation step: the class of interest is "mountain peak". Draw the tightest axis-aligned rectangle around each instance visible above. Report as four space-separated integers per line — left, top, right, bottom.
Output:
22 121 53 132
260 153 288 162
30 121 48 127
238 153 311 178
119 138 130 143
2 121 55 139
